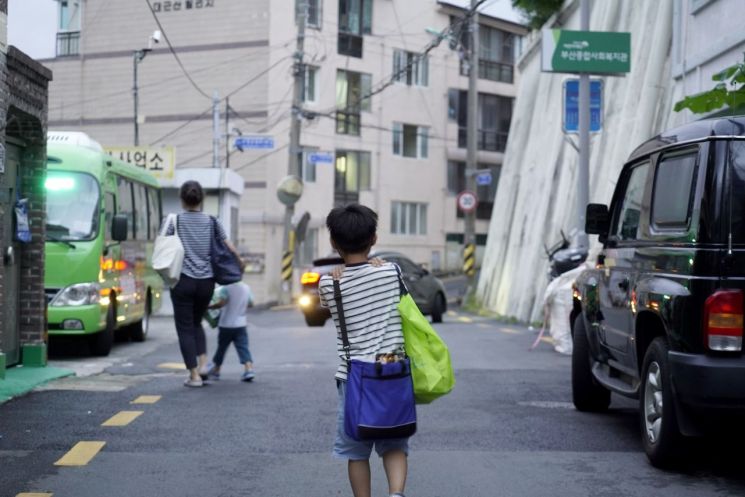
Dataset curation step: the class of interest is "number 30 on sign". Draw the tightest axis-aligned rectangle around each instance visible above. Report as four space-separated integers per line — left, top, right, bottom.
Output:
457 191 478 213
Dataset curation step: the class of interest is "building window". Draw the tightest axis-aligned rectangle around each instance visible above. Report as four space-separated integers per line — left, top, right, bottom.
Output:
448 161 501 220
297 0 322 28
478 25 515 83
302 65 319 103
393 50 428 87
393 123 428 159
299 148 317 183
338 0 372 57
59 0 81 31
391 202 428 235
336 69 372 135
335 150 371 205
450 89 513 152
57 0 81 56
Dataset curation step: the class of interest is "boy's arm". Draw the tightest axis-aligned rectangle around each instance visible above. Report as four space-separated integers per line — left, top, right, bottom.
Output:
209 287 228 309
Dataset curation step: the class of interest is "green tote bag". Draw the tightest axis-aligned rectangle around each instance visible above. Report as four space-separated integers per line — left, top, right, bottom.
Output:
398 290 455 404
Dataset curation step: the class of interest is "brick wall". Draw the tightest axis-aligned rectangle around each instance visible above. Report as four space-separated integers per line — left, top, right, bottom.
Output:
0 46 52 349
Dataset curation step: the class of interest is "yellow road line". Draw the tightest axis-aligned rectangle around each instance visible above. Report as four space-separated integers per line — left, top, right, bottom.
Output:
499 327 520 334
102 410 144 427
54 441 106 467
16 493 53 497
157 362 186 370
541 337 556 345
457 316 473 323
131 395 161 404
446 310 457 317
477 323 491 329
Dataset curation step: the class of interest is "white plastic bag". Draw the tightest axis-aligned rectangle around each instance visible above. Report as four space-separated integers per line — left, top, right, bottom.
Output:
152 213 184 287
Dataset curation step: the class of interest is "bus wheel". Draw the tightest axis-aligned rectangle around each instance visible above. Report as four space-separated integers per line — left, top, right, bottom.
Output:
130 295 151 342
90 304 115 356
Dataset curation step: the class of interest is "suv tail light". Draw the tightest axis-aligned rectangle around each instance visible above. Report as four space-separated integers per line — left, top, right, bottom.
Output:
301 271 321 286
704 289 744 352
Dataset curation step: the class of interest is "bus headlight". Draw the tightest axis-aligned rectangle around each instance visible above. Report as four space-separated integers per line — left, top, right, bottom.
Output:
51 282 101 307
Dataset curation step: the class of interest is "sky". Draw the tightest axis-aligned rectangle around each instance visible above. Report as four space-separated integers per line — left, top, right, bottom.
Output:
6 0 524 60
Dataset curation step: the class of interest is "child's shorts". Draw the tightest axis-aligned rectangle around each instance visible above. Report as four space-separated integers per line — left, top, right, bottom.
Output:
333 380 410 460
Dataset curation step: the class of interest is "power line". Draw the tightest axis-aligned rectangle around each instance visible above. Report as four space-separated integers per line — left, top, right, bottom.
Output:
144 0 212 99
148 106 213 146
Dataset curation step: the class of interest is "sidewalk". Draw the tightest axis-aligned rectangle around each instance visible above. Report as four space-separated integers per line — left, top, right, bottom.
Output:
0 365 74 404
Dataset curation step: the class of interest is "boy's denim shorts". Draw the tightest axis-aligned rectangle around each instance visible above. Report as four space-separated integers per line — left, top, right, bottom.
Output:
333 380 410 460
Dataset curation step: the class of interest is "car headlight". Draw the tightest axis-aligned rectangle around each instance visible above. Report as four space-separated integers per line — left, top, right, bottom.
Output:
51 282 101 307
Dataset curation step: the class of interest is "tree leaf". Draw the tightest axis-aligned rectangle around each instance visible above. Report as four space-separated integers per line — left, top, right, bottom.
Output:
712 63 739 82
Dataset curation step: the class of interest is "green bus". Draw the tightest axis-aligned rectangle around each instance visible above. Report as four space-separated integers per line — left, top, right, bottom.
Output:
44 132 164 356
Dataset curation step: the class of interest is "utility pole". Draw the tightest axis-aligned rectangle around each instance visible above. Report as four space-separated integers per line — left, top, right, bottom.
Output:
225 96 231 169
576 0 590 250
132 49 150 146
280 0 307 304
212 91 220 169
463 0 479 289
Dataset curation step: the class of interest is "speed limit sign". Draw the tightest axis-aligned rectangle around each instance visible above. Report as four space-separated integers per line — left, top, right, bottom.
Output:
457 191 478 213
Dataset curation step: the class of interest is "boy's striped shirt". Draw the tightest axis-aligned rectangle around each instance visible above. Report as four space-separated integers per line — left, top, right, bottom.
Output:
318 262 405 381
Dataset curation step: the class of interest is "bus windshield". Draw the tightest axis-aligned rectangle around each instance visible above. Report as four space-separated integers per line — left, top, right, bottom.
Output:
45 171 100 241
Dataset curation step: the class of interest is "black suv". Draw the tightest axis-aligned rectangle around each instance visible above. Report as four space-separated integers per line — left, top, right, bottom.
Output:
572 117 745 467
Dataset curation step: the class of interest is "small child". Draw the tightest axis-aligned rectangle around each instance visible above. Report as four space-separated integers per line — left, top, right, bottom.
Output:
206 281 255 382
317 204 410 497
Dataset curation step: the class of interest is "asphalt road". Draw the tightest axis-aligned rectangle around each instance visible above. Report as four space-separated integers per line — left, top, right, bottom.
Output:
2 307 745 496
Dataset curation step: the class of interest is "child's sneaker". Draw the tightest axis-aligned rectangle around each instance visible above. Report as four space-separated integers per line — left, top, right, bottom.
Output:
207 365 221 380
241 370 255 382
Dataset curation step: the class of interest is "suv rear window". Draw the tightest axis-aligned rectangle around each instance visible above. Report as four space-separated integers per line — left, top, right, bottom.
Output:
727 141 745 244
652 149 697 228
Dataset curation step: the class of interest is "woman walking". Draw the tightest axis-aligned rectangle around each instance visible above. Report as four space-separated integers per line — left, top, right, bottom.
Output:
166 180 243 387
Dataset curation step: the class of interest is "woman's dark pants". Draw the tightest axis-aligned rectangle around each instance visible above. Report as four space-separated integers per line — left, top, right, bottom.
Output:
170 275 215 369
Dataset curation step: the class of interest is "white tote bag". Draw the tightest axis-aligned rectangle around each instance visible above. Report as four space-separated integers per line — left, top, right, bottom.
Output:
152 213 184 287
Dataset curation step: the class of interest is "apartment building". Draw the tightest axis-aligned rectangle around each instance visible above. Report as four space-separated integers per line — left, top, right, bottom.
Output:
41 0 526 303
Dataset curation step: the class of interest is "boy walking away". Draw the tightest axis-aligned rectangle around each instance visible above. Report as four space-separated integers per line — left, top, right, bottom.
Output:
318 204 410 497
207 281 256 382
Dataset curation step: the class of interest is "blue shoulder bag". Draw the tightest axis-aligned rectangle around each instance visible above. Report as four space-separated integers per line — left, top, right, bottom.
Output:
333 279 417 441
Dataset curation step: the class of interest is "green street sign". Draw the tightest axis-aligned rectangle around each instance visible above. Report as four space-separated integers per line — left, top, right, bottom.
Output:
541 29 631 74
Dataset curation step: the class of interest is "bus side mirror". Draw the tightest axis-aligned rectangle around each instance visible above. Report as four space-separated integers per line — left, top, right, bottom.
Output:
112 214 128 242
586 203 610 242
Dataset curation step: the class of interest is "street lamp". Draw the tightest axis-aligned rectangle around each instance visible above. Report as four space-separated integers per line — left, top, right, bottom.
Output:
133 30 161 146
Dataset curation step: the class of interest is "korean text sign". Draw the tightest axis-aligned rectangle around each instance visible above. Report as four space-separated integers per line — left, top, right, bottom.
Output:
541 30 630 74
104 146 176 180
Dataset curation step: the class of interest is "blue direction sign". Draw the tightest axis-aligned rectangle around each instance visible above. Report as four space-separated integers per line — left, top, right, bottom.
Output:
308 152 334 164
563 79 602 133
476 172 492 186
234 135 275 151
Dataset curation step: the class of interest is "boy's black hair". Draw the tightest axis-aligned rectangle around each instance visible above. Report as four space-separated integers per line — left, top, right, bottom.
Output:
326 204 378 254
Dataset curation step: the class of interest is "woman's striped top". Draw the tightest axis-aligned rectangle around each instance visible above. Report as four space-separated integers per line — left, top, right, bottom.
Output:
318 262 405 381
164 211 227 279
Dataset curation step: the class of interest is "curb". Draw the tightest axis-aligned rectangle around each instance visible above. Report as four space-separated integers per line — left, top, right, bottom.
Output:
0 366 75 404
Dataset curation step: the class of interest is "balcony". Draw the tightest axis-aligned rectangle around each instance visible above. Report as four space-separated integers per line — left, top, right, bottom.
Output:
479 60 514 84
56 31 80 57
457 128 508 152
335 110 361 136
338 32 363 58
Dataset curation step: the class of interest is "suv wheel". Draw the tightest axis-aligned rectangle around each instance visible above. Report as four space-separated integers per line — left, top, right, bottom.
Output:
640 337 683 468
571 316 611 412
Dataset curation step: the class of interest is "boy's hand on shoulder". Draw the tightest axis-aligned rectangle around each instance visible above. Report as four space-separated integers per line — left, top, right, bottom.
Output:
331 265 344 280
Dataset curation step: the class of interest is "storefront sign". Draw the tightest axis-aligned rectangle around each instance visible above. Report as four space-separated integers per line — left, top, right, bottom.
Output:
542 30 631 74
104 146 176 180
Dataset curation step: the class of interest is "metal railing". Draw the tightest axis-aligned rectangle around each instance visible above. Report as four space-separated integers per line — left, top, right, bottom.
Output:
457 128 508 152
335 110 361 135
56 31 80 56
338 32 363 58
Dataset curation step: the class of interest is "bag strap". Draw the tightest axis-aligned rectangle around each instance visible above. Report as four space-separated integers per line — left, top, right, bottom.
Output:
160 213 178 237
394 264 409 298
332 278 351 362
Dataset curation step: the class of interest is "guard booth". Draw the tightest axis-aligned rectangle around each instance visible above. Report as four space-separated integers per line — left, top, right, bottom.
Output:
0 45 52 370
